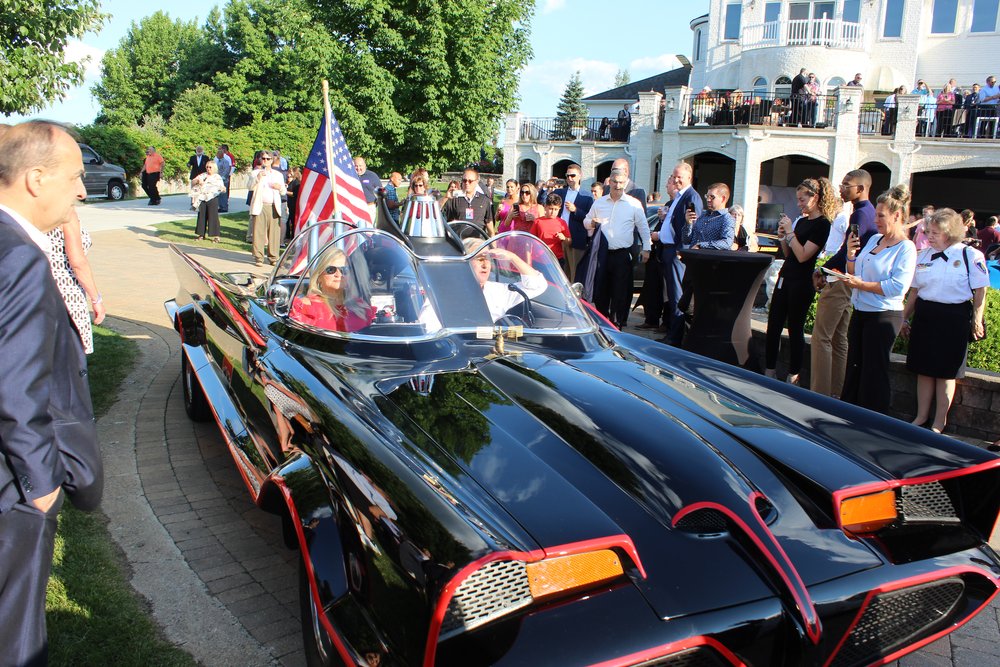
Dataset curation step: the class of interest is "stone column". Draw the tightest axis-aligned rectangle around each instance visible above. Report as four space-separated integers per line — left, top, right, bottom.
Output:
503 113 522 184
656 86 688 193
888 94 920 185
630 91 661 192
733 132 763 233
829 86 862 181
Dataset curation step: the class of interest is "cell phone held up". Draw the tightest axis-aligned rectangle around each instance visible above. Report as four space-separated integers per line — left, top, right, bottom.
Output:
685 202 696 213
849 222 859 238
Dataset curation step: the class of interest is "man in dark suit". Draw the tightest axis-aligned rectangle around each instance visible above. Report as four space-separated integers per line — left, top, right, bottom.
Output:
791 68 809 126
0 121 104 667
652 161 702 343
188 145 209 180
554 163 593 282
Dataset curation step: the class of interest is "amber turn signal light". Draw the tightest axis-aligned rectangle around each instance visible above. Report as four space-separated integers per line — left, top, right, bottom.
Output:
525 550 624 601
840 490 897 534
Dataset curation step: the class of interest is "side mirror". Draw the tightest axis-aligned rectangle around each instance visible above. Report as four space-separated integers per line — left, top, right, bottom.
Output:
570 282 583 299
89 158 101 165
267 283 290 315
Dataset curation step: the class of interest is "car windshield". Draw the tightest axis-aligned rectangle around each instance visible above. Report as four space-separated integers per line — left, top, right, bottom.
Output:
283 229 594 339
272 220 357 281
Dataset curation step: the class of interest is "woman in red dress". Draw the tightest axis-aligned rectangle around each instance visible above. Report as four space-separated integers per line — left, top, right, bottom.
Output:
290 247 375 332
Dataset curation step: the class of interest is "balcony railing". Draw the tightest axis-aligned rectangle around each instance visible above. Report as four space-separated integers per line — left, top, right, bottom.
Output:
517 117 629 142
682 91 838 129
741 18 867 50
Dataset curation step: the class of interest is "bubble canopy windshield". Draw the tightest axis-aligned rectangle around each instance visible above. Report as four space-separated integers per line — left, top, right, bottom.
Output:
274 227 595 339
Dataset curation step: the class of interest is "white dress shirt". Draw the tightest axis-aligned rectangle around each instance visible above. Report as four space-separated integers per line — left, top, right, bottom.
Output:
911 243 990 304
584 194 651 251
0 204 51 253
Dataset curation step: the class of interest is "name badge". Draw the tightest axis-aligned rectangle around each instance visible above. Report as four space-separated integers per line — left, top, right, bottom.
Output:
465 207 474 221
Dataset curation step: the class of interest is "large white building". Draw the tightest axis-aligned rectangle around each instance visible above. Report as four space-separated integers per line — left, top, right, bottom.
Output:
504 0 1000 229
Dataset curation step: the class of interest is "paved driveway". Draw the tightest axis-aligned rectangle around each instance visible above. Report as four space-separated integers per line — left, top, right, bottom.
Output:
81 197 1000 667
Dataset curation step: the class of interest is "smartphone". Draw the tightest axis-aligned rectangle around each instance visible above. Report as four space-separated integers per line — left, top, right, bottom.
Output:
686 202 696 213
849 222 859 237
512 203 519 213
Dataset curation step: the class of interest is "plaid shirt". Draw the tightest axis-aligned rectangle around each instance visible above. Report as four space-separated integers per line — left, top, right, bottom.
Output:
682 209 735 250
385 183 400 222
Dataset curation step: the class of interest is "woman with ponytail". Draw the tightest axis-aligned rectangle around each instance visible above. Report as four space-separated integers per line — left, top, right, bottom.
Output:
764 177 837 385
840 184 917 413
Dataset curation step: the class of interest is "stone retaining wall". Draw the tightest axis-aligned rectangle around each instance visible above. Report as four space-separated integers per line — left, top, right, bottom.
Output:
747 323 1000 442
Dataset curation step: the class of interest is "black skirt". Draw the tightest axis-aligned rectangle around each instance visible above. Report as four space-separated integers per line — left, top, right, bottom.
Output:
906 298 972 379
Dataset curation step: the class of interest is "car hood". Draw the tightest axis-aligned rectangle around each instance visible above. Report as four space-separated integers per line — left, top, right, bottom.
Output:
376 345 888 621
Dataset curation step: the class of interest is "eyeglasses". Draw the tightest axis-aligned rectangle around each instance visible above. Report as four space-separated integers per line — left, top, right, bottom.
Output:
462 179 477 183
260 155 271 160
323 265 349 276
520 190 531 195
412 182 426 187
840 183 861 190
566 173 579 178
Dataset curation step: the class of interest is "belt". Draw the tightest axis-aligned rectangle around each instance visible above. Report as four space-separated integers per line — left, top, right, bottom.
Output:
608 247 631 253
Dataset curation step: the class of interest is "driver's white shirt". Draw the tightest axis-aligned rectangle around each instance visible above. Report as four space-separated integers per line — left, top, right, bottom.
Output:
482 272 547 323
417 271 547 329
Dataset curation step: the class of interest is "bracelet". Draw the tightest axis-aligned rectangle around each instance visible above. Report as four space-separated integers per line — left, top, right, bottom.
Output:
785 234 796 244
92 294 103 305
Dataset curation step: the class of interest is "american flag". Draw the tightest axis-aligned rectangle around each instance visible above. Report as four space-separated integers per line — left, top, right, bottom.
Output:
294 113 373 235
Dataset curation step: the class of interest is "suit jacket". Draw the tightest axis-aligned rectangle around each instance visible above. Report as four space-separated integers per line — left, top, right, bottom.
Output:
0 213 103 513
664 187 704 249
791 73 808 97
188 154 209 180
554 187 594 250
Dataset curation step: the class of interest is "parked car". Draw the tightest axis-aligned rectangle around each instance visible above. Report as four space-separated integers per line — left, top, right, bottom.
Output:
167 216 1000 667
78 143 128 200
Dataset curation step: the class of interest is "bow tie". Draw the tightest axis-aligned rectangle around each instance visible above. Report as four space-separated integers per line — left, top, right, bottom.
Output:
931 251 948 261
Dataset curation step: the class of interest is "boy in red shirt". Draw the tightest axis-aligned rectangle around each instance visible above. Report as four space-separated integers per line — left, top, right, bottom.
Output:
530 193 571 274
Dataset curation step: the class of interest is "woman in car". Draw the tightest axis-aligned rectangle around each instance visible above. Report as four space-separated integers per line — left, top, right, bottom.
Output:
290 247 375 332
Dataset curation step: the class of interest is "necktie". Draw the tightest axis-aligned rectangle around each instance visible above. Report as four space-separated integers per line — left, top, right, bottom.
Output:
931 251 947 261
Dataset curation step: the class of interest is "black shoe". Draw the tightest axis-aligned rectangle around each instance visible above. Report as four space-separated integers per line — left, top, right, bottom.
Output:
636 322 658 330
147 200 155 206
218 208 228 213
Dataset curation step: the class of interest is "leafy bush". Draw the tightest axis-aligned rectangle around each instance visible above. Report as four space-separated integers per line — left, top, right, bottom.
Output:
77 124 162 177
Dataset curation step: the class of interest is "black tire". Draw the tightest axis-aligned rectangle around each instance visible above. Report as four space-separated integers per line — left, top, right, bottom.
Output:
181 353 211 422
300 556 342 667
108 180 126 201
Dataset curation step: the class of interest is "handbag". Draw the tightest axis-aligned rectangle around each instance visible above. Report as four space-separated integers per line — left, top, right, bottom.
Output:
962 248 988 342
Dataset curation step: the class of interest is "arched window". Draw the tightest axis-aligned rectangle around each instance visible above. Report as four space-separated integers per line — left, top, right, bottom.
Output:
752 77 768 98
695 29 702 60
775 75 792 99
826 76 846 94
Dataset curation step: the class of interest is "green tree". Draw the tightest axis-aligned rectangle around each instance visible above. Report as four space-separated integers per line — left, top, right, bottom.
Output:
207 0 345 127
93 11 219 125
0 0 106 115
554 71 587 140
306 0 534 172
170 84 225 126
614 68 631 88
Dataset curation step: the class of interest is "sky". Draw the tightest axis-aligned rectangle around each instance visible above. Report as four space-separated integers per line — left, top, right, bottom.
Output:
11 0 711 127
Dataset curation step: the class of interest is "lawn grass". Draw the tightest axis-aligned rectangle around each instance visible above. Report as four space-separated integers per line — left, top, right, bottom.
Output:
153 211 252 254
46 325 197 667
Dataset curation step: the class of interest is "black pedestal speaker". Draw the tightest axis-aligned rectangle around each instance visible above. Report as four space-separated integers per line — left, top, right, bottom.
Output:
679 249 774 366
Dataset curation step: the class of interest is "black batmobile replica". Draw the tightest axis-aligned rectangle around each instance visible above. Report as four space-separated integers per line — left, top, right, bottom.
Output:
166 203 1000 667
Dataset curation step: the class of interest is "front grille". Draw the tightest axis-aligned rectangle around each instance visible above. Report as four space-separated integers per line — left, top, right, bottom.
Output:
675 509 729 534
830 578 965 667
635 646 730 667
897 481 960 523
441 560 532 638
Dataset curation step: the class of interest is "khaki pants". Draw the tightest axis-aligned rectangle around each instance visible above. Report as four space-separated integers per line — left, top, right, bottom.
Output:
810 279 852 397
252 204 281 263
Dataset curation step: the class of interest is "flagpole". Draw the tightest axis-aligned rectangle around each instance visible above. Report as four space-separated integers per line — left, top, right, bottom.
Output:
321 80 340 220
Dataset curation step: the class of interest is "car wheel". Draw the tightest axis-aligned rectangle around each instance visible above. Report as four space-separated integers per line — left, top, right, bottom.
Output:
300 557 343 667
108 180 126 201
181 353 211 422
